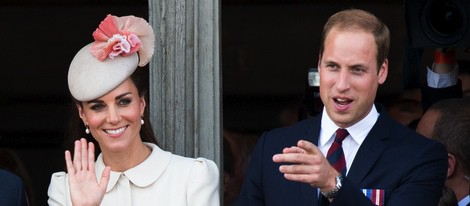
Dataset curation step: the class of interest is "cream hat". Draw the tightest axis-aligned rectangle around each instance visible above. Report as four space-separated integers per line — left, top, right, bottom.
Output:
68 14 155 102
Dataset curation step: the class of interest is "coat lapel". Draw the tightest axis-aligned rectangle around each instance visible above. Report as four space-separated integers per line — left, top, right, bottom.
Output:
305 114 322 146
296 110 392 204
346 111 390 184
300 114 323 205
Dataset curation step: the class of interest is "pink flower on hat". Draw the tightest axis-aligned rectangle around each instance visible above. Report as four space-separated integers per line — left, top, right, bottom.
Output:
107 33 141 59
90 14 155 67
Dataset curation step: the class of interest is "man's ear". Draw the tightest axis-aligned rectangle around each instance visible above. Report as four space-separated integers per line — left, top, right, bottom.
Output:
317 54 322 72
378 59 388 85
447 153 456 178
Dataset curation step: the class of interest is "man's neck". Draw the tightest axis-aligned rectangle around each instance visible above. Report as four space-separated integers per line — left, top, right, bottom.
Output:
448 175 470 201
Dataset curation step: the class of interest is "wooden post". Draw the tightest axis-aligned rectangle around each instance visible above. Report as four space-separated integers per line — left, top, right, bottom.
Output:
148 0 221 168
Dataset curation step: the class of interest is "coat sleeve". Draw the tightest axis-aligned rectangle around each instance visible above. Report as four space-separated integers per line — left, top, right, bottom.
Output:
187 158 220 206
2 169 28 206
237 132 267 206
421 80 462 111
328 177 378 206
16 178 27 206
47 172 72 206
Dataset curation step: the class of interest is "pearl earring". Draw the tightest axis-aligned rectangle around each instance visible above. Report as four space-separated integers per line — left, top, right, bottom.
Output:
85 125 90 134
141 118 145 125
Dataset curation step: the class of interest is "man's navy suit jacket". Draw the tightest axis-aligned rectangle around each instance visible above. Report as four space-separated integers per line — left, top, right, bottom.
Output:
0 169 27 206
238 107 447 206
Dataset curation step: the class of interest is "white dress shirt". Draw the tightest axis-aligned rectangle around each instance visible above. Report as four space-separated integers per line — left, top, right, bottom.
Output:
318 104 380 175
427 64 459 88
458 195 470 206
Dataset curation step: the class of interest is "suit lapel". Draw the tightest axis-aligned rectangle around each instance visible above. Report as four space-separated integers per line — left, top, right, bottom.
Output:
300 114 323 205
305 114 322 146
347 112 390 184
295 111 392 204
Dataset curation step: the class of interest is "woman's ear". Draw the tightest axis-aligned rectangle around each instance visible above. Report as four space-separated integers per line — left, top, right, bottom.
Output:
76 103 86 123
140 96 146 117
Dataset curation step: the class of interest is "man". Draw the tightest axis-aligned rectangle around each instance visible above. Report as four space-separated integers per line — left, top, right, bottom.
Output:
416 98 470 206
0 168 28 206
238 9 447 206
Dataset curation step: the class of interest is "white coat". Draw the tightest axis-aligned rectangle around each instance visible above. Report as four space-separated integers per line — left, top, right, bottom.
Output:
48 143 220 206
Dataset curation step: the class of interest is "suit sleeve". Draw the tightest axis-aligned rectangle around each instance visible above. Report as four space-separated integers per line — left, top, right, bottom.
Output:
16 179 27 206
10 172 28 206
421 80 462 111
237 132 267 206
326 177 375 206
0 169 28 206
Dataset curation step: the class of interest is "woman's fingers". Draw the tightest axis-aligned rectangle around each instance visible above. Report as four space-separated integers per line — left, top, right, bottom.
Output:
88 142 95 173
80 138 88 171
65 150 75 174
99 166 112 192
69 138 94 173
66 138 108 206
73 140 82 171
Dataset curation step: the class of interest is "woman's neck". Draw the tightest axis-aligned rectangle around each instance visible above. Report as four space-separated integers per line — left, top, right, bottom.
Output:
101 141 151 172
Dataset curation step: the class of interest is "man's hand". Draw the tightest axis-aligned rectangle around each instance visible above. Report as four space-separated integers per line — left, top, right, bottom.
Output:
272 140 339 192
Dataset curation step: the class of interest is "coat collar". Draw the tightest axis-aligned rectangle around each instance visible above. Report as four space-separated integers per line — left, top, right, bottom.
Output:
94 143 172 192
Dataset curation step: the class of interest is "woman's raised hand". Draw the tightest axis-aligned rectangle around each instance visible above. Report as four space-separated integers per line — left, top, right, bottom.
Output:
65 138 111 206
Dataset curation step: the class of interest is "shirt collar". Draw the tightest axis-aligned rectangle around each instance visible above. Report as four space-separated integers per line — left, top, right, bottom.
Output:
95 143 172 192
320 104 379 147
458 195 470 206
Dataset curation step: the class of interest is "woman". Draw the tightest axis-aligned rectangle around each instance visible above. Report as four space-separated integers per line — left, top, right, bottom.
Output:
47 14 220 206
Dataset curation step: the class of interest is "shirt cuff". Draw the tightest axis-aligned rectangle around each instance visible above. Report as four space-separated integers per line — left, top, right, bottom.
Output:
427 64 459 88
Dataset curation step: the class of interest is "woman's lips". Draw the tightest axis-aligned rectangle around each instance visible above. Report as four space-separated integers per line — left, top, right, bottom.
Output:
104 126 127 136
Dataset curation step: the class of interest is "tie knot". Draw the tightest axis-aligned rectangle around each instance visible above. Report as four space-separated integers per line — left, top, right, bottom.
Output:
335 128 349 143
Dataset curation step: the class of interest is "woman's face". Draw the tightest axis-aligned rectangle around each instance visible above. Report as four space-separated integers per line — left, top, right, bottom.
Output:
77 78 145 153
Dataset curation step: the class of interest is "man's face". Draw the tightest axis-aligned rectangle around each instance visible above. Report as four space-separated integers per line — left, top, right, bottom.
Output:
318 28 388 128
